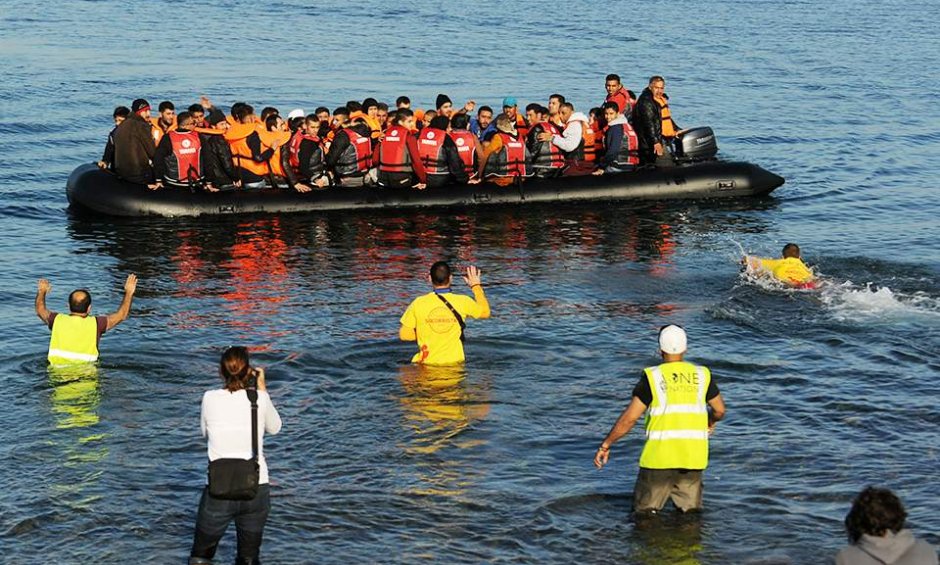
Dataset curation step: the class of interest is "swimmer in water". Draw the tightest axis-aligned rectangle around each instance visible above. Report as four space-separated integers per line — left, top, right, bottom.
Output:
744 243 816 288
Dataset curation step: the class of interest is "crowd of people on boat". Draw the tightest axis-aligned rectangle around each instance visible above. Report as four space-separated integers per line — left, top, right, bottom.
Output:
98 75 683 193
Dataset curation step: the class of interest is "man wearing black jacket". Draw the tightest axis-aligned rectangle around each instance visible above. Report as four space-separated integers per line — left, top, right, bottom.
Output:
281 114 329 192
97 106 129 170
112 98 157 185
325 119 374 187
633 76 680 167
201 111 241 191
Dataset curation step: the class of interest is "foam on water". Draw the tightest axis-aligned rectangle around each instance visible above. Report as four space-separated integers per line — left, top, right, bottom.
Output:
820 281 940 323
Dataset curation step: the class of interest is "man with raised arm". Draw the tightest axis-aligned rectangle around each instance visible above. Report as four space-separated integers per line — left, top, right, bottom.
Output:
35 274 138 365
594 325 726 514
399 263 490 365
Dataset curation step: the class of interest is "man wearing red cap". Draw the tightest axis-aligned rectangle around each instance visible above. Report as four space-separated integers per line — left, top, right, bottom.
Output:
593 325 726 514
112 98 157 185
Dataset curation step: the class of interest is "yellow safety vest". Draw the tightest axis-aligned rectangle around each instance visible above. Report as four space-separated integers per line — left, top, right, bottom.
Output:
638 361 710 470
48 314 100 365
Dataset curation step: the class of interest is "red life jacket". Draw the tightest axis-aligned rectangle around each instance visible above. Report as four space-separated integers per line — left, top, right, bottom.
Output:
288 131 324 174
449 130 478 175
484 132 528 178
531 122 565 170
334 128 372 176
378 126 413 173
613 121 640 167
417 127 447 175
167 130 202 183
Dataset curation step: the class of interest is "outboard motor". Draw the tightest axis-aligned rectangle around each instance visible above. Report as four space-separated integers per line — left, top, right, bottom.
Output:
673 127 718 163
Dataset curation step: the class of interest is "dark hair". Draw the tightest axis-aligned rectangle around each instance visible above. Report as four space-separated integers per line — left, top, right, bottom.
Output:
314 106 329 116
782 243 800 258
525 103 541 114
377 102 389 112
394 108 414 124
549 93 566 104
187 103 204 114
176 111 194 128
260 106 279 122
346 100 363 113
333 106 349 117
451 113 469 129
477 105 493 116
289 116 305 132
589 107 604 120
605 73 621 83
362 97 378 111
305 113 320 123
649 75 665 85
429 115 450 130
233 104 253 122
230 102 247 118
560 102 575 112
68 289 91 314
430 261 452 286
265 114 280 131
396 96 410 107
602 101 620 113
845 487 907 543
158 100 175 112
220 346 253 393
113 106 130 119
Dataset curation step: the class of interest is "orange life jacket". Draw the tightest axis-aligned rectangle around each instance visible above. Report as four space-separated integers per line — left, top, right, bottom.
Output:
655 95 676 138
225 122 270 177
514 113 530 140
257 129 291 178
377 126 413 173
565 120 596 163
448 130 478 176
417 127 448 175
150 117 177 145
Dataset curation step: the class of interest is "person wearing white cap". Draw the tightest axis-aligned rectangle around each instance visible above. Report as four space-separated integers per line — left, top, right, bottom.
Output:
286 108 305 121
593 324 726 514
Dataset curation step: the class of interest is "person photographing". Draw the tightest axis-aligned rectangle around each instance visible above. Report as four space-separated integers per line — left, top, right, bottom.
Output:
190 347 282 565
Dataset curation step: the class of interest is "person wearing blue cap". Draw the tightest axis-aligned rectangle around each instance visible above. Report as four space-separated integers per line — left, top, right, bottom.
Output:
501 97 529 140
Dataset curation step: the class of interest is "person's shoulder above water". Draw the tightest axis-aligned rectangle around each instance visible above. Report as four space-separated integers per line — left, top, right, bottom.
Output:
835 530 938 565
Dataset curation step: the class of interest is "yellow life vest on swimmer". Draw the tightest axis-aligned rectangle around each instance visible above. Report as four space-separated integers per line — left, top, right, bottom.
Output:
48 315 100 365
638 361 710 470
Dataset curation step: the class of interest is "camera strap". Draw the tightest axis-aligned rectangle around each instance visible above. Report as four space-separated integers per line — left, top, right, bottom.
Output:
246 387 259 461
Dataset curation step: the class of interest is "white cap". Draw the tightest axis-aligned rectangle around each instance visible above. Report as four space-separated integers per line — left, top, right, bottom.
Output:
287 108 305 120
659 325 687 354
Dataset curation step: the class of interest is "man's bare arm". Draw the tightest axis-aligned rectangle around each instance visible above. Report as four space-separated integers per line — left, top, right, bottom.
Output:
35 279 52 324
106 274 137 330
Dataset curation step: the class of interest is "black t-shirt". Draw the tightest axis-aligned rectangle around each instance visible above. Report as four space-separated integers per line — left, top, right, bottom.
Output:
633 367 720 406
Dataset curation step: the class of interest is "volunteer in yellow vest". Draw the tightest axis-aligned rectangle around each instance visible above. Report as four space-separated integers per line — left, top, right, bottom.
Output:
399 262 491 365
35 274 137 365
745 243 816 288
593 325 726 513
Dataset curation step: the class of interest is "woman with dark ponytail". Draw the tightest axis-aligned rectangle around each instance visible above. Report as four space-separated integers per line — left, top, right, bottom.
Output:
190 346 282 565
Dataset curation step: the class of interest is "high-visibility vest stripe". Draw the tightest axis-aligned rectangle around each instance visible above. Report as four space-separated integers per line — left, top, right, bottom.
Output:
48 349 99 362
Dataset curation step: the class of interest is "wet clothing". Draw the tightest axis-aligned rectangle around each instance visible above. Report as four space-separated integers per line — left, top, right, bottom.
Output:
112 113 156 184
200 132 240 188
633 468 703 513
756 257 814 285
46 313 107 364
400 287 489 365
836 530 938 565
190 484 270 565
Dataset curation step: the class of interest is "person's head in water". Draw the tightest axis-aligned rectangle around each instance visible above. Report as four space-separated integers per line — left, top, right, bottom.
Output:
658 324 687 359
68 289 92 315
429 261 452 288
220 346 254 392
845 486 907 543
782 243 801 259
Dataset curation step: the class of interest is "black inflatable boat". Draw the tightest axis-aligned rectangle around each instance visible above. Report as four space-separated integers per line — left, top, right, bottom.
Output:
67 159 783 217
